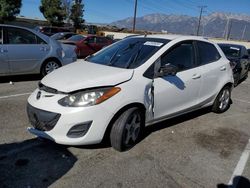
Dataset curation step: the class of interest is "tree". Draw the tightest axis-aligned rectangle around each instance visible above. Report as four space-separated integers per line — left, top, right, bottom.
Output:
0 0 22 23
62 0 72 24
40 0 66 26
70 0 85 30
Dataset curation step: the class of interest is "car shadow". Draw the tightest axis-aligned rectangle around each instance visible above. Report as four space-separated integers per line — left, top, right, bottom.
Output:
0 74 42 83
141 107 211 142
0 138 77 188
217 176 250 188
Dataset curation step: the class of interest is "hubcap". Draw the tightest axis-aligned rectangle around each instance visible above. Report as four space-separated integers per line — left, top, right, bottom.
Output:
45 61 59 74
219 89 230 111
123 112 141 146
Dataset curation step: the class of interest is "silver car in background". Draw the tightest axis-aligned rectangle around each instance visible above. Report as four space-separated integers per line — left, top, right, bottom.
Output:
0 24 77 77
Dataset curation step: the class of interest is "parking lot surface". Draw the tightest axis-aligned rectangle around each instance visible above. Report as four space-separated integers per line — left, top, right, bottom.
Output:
0 75 250 188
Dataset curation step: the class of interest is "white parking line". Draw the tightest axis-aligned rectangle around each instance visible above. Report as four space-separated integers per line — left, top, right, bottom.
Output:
228 139 250 187
0 93 31 99
233 98 250 104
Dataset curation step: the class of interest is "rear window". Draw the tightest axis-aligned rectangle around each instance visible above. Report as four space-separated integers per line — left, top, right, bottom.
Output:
67 35 86 42
219 45 241 58
197 41 221 65
86 37 169 69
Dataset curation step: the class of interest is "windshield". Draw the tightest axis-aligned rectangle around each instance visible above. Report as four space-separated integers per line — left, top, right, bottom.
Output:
67 35 86 42
86 37 169 69
219 45 241 58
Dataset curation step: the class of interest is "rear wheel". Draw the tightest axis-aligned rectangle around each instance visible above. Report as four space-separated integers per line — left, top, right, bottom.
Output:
212 86 231 113
41 60 61 76
110 107 144 152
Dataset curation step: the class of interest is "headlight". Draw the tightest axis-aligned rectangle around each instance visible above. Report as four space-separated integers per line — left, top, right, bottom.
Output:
58 87 121 107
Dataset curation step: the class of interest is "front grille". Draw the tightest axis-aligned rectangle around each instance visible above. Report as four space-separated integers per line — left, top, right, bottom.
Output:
27 104 61 131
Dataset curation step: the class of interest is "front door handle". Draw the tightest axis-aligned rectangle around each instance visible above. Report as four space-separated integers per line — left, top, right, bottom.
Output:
220 66 226 71
192 74 201 79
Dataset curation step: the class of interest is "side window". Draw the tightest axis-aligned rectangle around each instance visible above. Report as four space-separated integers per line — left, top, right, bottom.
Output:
97 37 107 44
7 27 37 44
0 27 2 44
197 41 221 65
241 47 248 57
161 41 195 72
36 36 47 44
87 37 96 44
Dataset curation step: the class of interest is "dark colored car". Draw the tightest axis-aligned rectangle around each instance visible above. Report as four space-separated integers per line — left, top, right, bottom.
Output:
61 34 113 58
51 32 77 41
34 26 71 36
219 43 249 86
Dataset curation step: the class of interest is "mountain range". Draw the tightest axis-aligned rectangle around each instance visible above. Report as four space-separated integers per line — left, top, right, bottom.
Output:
111 12 250 40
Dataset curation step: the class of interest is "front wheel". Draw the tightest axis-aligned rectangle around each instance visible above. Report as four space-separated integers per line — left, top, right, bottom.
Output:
212 86 232 113
41 60 61 76
110 107 144 152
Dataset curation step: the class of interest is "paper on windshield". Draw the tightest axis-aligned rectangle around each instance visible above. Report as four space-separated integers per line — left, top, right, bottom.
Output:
143 41 164 47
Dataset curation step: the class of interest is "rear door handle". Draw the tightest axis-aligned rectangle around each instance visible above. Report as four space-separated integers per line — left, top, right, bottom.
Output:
192 74 201 79
220 66 226 71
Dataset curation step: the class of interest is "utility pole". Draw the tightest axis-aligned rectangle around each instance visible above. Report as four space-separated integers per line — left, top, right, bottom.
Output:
196 6 207 36
227 19 233 40
241 25 247 41
223 18 230 39
132 0 138 33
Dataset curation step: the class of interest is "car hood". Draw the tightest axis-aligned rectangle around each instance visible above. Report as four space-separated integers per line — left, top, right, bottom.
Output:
41 60 134 93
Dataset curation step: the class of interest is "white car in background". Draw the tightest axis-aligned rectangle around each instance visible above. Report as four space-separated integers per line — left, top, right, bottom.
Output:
27 35 234 151
0 24 77 77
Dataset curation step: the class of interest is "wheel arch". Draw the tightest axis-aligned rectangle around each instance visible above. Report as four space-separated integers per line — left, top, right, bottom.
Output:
40 57 62 74
102 102 146 143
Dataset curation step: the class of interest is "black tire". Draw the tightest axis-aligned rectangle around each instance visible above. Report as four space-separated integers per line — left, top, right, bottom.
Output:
234 73 240 87
41 60 61 77
212 86 232 113
110 107 144 152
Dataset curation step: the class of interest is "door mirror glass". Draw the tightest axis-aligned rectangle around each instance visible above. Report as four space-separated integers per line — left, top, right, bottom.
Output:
156 64 178 77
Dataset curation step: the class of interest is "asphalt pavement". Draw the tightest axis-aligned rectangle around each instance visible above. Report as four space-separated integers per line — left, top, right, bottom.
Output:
0 75 250 188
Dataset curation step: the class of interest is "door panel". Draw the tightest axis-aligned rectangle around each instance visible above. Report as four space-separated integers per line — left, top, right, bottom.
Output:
8 44 49 73
0 45 9 74
153 40 202 119
154 67 202 119
0 27 9 75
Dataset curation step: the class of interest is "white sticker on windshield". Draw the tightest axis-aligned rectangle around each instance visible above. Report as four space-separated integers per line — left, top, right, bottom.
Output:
230 47 240 51
143 41 163 47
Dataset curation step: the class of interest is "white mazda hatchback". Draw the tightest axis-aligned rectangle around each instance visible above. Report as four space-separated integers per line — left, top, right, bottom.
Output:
27 35 234 151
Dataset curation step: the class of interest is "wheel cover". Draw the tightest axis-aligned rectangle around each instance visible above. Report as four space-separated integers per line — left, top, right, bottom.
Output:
219 89 230 111
123 112 141 147
45 61 59 74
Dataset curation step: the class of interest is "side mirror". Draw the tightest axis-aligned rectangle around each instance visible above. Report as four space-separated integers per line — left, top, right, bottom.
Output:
156 64 178 77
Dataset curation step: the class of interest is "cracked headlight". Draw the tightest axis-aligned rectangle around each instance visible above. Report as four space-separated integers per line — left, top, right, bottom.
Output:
58 87 121 107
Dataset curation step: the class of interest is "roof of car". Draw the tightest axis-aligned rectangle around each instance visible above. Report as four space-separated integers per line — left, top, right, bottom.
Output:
134 34 206 40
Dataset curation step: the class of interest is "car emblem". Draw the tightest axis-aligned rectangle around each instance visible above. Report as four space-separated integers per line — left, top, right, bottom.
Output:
36 91 41 100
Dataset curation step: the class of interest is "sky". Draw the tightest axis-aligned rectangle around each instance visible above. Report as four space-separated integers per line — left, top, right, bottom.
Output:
20 0 250 23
